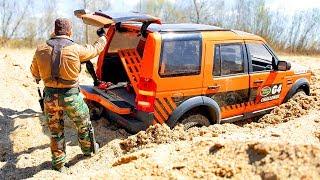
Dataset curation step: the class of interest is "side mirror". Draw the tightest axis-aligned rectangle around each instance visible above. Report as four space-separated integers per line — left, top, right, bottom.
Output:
277 61 291 71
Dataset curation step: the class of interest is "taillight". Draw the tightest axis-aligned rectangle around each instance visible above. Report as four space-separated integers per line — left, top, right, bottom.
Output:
136 77 157 112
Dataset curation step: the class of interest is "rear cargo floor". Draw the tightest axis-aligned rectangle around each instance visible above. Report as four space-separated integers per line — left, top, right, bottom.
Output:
107 88 136 107
80 85 135 109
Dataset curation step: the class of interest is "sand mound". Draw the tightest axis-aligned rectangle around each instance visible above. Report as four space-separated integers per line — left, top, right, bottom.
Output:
259 91 320 124
100 141 320 179
120 124 225 152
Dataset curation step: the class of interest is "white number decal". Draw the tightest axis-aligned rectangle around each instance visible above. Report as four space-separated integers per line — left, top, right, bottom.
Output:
272 84 282 95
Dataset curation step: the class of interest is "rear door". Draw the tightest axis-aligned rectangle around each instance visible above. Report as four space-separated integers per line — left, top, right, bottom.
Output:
74 9 161 27
153 33 204 124
245 40 287 113
204 40 250 119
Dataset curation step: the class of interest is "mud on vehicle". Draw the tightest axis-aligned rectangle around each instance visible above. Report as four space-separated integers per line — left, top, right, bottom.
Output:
75 10 312 133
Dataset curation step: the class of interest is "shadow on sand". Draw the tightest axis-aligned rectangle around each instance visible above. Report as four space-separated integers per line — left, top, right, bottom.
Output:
0 107 127 179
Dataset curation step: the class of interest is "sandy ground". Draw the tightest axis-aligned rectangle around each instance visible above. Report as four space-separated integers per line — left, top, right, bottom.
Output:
0 49 319 179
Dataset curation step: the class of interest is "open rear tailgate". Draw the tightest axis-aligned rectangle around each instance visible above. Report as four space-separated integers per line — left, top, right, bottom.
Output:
74 9 161 27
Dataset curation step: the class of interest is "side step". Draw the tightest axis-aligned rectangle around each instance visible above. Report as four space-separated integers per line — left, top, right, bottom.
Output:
220 107 275 123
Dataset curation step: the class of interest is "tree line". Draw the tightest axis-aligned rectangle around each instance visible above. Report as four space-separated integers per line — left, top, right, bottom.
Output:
1 0 319 55
139 0 320 54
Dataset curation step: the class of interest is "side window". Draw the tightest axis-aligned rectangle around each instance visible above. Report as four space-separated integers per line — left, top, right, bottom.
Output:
247 43 273 72
213 44 244 76
159 34 201 77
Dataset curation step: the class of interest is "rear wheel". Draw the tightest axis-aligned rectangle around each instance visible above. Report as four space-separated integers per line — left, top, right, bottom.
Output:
180 112 210 130
85 100 104 121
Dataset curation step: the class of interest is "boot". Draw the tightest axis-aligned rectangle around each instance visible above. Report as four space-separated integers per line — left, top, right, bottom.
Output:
52 165 68 173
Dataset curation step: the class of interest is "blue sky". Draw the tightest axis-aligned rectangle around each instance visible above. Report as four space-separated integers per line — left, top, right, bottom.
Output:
57 0 320 18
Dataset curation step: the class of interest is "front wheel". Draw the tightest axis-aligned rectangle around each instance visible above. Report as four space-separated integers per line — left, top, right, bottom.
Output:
291 89 307 99
180 112 210 130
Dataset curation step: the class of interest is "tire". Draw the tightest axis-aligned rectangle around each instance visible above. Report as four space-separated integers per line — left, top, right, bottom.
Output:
291 89 307 99
85 100 104 121
180 112 210 130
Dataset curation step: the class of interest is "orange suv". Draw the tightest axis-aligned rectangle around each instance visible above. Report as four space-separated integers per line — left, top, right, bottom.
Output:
75 10 311 133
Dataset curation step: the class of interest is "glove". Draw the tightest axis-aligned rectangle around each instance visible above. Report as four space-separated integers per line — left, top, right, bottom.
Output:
96 28 106 37
97 81 113 90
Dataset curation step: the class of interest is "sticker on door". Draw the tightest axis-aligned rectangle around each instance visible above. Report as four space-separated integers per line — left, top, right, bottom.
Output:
260 84 282 102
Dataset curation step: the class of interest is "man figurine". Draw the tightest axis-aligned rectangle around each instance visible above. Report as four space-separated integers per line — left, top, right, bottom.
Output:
30 18 107 172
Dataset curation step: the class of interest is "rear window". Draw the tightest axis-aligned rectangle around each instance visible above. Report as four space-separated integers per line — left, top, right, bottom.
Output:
159 33 202 77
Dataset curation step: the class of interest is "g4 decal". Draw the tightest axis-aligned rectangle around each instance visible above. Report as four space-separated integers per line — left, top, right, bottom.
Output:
260 84 282 102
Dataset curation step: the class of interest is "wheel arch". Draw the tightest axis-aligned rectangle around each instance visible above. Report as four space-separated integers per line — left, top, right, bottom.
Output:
283 78 310 102
166 96 221 128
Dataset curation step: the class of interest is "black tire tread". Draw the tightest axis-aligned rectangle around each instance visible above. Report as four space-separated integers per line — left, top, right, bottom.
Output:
180 112 210 130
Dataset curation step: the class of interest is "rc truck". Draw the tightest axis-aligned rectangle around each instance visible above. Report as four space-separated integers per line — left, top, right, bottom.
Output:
75 10 311 133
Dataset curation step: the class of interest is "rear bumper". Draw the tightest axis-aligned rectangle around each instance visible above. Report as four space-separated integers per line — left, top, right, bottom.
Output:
80 85 154 133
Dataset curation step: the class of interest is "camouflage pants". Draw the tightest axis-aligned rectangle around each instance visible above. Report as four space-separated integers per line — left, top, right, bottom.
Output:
44 91 93 170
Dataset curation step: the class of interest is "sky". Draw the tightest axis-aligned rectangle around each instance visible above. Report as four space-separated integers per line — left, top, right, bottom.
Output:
58 0 320 18
108 0 320 13
266 0 320 13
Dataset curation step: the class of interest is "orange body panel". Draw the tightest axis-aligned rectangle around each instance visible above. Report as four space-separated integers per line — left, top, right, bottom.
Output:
203 39 249 118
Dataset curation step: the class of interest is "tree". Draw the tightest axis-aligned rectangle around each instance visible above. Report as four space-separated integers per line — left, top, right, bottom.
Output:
0 0 32 45
80 0 111 43
38 0 58 39
191 0 212 23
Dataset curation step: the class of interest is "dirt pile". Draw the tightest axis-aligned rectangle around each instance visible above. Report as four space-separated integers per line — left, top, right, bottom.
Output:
259 91 320 124
97 141 320 179
120 124 223 152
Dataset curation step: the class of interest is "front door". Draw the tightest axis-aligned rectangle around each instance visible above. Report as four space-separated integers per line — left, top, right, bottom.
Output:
245 40 287 113
204 40 250 119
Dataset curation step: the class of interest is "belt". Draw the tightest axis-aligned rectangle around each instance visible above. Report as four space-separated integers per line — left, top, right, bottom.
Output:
44 87 80 95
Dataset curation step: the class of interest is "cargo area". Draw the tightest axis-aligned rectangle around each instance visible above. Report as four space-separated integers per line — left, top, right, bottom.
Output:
100 53 136 107
82 30 146 113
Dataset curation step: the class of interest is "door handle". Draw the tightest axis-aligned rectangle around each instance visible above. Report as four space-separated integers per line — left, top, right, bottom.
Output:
254 80 264 84
208 85 221 90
